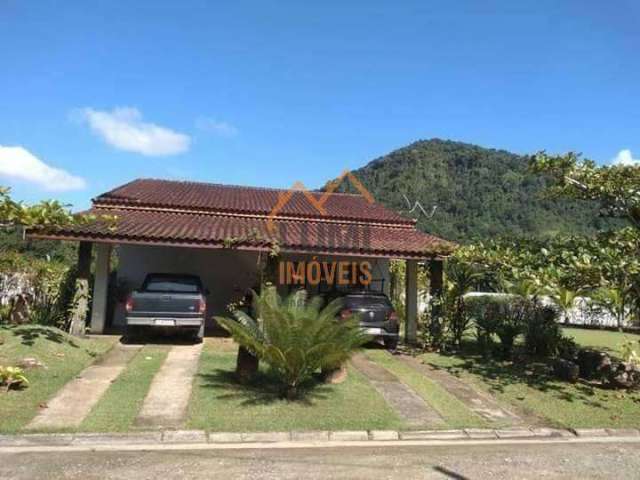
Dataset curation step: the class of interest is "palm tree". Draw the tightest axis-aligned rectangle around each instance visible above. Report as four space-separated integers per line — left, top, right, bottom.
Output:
547 285 581 324
593 286 628 329
215 287 369 400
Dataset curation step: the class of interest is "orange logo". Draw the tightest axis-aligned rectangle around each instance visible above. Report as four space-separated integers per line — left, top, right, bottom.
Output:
266 170 374 234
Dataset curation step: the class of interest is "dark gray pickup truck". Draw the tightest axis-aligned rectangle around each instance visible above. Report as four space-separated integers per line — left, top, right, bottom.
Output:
125 273 207 342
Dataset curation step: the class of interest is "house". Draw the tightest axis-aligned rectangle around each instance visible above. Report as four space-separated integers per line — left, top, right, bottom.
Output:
29 178 453 342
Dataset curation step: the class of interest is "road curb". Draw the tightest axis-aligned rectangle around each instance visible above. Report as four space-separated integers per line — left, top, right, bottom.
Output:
1 428 639 448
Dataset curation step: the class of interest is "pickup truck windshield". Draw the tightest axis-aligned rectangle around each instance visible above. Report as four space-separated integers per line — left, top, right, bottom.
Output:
143 276 201 293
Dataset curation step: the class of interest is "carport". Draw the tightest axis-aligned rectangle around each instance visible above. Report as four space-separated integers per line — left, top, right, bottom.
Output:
29 178 453 343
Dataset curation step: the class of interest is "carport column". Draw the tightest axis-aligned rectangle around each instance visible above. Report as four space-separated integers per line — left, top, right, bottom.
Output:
404 259 418 345
90 243 112 334
69 241 93 337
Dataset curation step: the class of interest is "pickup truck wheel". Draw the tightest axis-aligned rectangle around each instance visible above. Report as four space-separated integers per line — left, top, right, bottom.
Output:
193 323 204 344
124 325 138 343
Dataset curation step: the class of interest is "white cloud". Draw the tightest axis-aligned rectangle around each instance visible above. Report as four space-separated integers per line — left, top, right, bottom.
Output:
195 117 239 137
80 107 190 156
0 146 86 191
612 149 640 166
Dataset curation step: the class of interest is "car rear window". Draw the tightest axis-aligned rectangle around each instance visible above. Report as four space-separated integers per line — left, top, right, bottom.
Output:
143 276 201 293
345 295 391 309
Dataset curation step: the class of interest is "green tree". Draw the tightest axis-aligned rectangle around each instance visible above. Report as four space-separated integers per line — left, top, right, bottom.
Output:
0 187 86 229
530 151 640 228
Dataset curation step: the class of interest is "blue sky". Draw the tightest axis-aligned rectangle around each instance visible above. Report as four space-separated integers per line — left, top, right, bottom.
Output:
0 0 638 209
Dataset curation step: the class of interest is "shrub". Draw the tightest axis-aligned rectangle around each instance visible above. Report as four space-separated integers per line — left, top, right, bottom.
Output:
0 366 29 391
5 265 82 330
215 287 369 400
465 295 501 356
556 336 579 361
523 304 562 357
445 294 472 348
419 295 448 351
444 261 482 347
28 295 63 326
0 304 10 324
466 294 527 357
494 297 529 358
620 338 640 368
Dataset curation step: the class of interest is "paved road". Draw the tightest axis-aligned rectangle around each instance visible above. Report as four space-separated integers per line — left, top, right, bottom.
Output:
2 442 639 479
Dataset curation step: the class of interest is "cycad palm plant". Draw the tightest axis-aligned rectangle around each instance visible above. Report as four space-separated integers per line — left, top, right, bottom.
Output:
215 287 369 400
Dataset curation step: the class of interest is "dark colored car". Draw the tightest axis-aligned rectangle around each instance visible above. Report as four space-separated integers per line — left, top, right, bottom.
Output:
125 273 207 342
330 290 400 350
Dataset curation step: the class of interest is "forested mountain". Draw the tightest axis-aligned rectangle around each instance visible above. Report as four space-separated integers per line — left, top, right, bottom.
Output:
331 139 614 242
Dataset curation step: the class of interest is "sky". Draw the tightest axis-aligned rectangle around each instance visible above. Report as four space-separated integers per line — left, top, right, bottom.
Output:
0 0 639 209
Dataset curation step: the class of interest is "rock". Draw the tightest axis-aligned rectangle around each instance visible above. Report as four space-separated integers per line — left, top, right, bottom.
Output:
607 362 640 389
18 358 45 369
554 358 579 383
577 349 611 380
235 346 258 382
321 364 348 384
9 295 30 325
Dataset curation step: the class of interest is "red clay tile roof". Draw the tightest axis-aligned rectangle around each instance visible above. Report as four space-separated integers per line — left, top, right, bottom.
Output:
94 179 413 225
31 179 454 259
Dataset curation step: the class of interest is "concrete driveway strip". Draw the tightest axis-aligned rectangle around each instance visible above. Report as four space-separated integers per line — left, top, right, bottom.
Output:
396 354 538 427
28 344 141 430
135 343 203 429
351 354 447 429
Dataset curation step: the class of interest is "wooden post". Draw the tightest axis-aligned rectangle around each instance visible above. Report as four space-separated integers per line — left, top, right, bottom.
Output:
429 258 444 296
69 241 92 337
404 259 418 345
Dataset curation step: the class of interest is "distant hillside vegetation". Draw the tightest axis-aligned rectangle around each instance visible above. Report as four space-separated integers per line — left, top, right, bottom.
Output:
329 139 612 242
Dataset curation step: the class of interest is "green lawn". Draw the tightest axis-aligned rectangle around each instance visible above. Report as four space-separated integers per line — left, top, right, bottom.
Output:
188 343 404 432
420 327 640 429
364 349 488 429
79 346 169 432
0 325 117 433
563 327 640 357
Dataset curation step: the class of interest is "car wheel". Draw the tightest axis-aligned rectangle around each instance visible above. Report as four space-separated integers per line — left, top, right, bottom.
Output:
124 325 138 343
193 323 204 344
383 337 398 351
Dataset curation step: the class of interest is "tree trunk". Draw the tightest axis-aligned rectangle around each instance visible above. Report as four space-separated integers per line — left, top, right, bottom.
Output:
286 385 298 401
235 346 259 383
